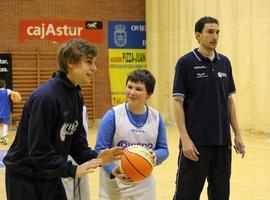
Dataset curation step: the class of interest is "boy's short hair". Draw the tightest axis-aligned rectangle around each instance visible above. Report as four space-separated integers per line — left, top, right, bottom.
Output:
57 38 97 74
0 79 6 88
126 69 156 95
195 16 219 33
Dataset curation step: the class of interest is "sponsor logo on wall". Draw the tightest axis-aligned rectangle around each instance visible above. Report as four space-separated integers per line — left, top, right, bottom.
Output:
109 21 146 49
0 53 12 89
20 20 103 43
108 21 146 106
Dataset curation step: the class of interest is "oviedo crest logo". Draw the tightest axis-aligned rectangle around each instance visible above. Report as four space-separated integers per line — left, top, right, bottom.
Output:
113 24 127 47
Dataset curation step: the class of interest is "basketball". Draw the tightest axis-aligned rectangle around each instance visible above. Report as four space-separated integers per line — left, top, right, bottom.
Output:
118 145 155 181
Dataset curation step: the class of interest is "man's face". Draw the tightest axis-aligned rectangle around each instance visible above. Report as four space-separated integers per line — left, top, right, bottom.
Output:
196 23 220 51
67 55 97 86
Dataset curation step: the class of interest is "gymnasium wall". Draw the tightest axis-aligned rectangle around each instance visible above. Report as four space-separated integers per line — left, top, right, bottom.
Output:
146 0 270 133
0 0 145 124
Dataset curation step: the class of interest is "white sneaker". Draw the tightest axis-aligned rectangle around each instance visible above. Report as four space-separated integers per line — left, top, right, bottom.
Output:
0 137 7 145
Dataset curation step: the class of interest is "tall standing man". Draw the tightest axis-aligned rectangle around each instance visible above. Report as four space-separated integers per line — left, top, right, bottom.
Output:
172 16 245 200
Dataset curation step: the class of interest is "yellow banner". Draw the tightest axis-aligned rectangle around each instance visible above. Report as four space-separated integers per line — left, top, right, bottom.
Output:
109 49 146 106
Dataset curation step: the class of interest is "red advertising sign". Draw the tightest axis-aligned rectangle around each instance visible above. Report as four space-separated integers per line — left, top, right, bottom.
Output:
19 20 103 43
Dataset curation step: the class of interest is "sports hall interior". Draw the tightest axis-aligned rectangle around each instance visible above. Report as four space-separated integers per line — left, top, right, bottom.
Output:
0 1 270 199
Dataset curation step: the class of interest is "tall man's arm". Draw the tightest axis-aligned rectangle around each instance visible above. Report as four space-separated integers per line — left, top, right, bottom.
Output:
228 96 245 158
173 96 199 161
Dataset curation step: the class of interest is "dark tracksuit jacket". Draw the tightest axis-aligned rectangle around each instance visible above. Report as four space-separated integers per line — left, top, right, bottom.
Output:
3 73 98 200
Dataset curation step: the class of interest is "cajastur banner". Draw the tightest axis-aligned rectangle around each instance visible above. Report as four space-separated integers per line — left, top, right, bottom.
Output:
19 20 103 43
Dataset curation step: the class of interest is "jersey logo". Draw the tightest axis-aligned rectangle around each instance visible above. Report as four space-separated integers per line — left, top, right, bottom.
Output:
218 72 227 78
196 72 208 78
117 140 153 149
130 129 146 134
60 120 78 141
194 65 207 69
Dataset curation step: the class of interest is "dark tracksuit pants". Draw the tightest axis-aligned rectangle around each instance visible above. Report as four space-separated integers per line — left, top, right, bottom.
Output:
173 146 232 200
5 168 67 200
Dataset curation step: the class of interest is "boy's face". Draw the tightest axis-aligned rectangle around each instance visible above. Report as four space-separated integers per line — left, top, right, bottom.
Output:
125 80 151 106
67 55 97 86
196 23 220 51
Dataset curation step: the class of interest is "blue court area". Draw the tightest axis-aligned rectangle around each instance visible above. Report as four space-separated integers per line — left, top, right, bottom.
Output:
0 150 7 168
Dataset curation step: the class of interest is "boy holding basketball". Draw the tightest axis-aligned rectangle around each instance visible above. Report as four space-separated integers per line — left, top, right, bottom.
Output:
3 38 123 200
0 79 21 145
95 69 169 199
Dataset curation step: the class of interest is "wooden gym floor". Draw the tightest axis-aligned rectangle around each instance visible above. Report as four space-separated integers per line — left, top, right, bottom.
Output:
1 125 270 199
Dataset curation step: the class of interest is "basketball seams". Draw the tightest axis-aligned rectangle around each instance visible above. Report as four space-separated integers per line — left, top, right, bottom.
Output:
127 146 154 167
123 152 147 178
118 145 154 181
129 151 153 169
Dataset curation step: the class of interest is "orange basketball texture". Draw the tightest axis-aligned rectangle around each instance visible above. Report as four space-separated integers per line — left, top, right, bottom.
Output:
118 145 154 181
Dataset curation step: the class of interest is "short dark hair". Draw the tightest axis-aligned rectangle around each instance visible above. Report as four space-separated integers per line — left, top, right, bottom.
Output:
195 16 219 33
126 69 156 95
57 38 97 74
0 79 6 88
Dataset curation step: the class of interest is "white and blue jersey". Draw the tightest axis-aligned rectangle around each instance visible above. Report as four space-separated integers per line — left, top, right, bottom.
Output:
113 103 158 149
95 103 168 198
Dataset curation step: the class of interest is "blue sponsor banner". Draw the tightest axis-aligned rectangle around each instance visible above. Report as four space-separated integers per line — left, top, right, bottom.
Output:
108 21 146 49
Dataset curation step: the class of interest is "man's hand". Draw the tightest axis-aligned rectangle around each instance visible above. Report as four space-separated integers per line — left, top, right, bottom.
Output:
98 146 124 165
76 158 102 178
181 137 199 161
234 134 245 158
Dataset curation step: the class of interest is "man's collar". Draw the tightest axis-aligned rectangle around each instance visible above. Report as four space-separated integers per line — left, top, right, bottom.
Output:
192 48 220 62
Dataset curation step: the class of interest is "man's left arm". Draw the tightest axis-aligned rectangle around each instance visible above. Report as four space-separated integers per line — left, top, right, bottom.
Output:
228 96 245 158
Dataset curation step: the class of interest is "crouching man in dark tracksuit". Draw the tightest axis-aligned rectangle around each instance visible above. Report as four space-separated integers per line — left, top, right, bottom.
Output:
3 38 123 200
